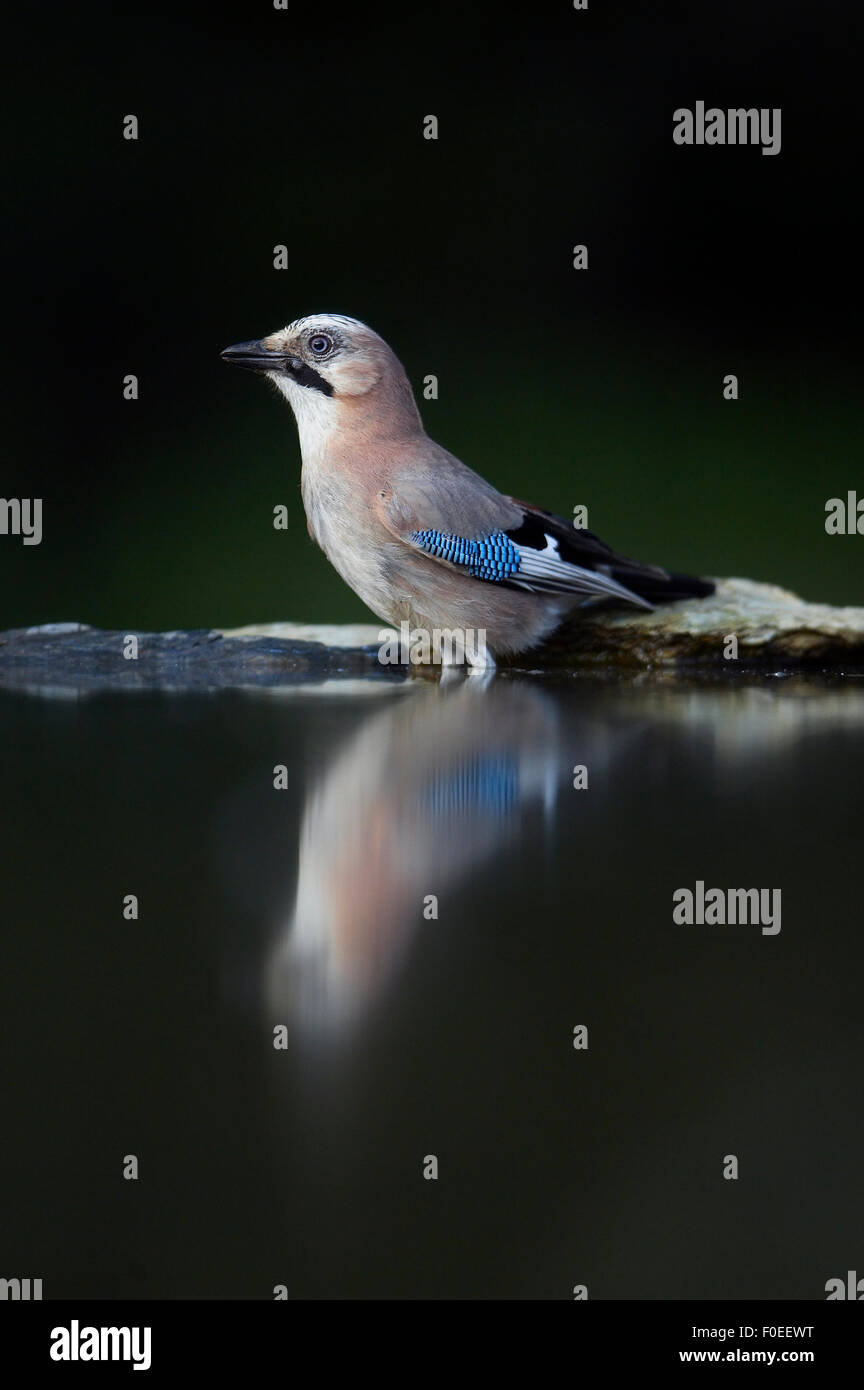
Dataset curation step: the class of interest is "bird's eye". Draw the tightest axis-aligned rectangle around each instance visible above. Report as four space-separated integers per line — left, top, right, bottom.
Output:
308 333 333 356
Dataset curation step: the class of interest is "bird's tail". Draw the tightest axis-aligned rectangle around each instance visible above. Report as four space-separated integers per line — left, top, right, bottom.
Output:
609 567 716 605
507 500 716 609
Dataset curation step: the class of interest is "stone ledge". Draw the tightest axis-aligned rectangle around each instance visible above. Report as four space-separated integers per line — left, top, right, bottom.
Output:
540 577 864 668
1 578 862 691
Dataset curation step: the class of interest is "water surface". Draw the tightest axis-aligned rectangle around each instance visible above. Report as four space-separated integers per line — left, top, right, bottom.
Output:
2 673 862 1299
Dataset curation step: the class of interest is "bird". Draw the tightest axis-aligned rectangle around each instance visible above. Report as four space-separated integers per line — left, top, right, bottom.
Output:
221 314 715 670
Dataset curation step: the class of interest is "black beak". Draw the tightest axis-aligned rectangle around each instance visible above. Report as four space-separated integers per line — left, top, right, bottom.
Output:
220 339 335 396
220 339 297 374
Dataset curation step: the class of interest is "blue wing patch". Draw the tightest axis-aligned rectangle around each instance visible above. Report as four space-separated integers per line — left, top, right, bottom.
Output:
410 524 653 607
424 754 519 818
410 529 521 582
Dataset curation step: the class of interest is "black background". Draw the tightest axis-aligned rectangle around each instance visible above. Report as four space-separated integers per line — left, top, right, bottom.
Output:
1 0 860 630
1 4 863 1309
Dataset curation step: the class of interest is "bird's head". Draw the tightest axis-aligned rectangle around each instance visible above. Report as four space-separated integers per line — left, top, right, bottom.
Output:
220 313 421 445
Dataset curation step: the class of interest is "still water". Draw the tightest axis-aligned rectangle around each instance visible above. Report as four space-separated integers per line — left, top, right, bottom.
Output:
2 673 863 1299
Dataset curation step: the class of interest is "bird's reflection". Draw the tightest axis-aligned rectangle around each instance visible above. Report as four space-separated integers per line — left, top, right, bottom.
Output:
265 679 563 1038
263 674 864 1041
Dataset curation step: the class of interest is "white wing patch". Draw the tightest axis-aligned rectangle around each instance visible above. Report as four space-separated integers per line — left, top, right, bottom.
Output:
511 532 654 609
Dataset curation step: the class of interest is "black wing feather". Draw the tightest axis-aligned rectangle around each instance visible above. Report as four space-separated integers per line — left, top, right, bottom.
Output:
506 500 715 603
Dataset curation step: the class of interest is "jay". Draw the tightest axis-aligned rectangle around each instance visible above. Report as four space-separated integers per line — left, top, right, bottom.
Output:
221 314 714 669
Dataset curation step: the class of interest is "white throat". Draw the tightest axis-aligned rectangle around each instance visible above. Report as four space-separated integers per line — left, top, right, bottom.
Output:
269 371 338 461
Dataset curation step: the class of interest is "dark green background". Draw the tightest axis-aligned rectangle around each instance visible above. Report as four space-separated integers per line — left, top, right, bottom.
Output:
2 1 860 631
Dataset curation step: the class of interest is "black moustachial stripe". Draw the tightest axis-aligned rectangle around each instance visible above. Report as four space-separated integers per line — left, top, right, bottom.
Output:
288 361 333 396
